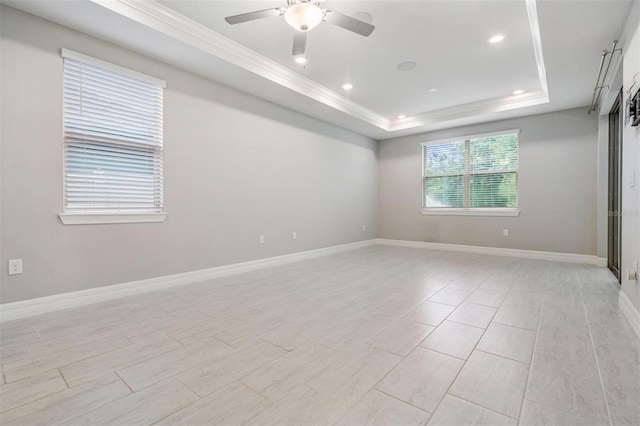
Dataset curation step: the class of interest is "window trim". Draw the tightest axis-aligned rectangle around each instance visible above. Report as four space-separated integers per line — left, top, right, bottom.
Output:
59 49 167 225
58 212 167 225
420 129 520 217
420 208 520 217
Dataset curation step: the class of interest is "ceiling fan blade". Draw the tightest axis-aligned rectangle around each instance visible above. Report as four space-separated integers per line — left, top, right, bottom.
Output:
293 31 306 56
323 10 375 36
225 8 283 25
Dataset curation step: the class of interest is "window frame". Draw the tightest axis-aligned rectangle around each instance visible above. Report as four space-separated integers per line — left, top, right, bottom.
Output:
58 49 167 225
420 129 521 217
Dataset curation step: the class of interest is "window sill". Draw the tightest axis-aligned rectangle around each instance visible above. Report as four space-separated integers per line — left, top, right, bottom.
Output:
58 212 167 225
420 208 520 217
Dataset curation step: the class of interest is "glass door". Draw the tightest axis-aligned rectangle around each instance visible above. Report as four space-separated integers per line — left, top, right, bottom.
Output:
608 91 622 282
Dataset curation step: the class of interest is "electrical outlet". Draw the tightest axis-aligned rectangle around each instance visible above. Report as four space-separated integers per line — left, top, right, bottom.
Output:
502 229 509 237
259 235 265 245
8 259 23 275
362 225 366 232
292 231 297 240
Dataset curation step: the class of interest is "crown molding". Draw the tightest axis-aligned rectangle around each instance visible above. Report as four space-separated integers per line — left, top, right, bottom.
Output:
90 0 549 135
389 91 549 131
90 0 390 130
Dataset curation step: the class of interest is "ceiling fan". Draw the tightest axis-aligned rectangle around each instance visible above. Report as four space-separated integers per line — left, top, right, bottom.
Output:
224 0 375 57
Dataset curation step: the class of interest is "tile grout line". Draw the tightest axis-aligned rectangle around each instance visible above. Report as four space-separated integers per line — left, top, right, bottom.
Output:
579 272 614 426
114 371 135 394
372 387 434 416
516 263 550 421
423 300 503 424
146 376 206 425
58 367 71 389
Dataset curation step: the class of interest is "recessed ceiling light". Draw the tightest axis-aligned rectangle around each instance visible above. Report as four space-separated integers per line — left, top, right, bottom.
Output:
512 89 525 95
488 34 505 43
342 83 353 90
294 56 307 64
397 61 417 71
427 88 438 93
397 115 407 119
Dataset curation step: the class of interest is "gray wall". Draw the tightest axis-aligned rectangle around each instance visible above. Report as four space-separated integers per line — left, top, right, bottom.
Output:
378 108 598 255
0 7 377 304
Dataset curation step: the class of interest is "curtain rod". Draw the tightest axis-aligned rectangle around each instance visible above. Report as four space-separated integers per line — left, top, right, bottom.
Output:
588 40 622 114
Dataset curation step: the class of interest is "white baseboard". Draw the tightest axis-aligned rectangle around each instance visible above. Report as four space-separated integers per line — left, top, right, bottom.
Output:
0 239 376 322
596 257 608 267
619 290 640 338
376 238 601 265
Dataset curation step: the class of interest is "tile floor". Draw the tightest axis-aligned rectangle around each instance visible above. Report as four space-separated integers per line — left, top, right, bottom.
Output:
0 246 639 425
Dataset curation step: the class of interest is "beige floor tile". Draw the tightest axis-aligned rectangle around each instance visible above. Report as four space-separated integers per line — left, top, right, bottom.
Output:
534 326 594 359
526 351 609 423
375 347 463 413
336 389 430 426
519 399 605 426
447 303 497 329
428 289 470 306
309 348 402 406
157 381 272 425
0 344 30 364
0 328 40 348
0 369 67 413
479 278 514 292
590 325 640 365
449 350 528 418
420 320 484 360
368 319 434 356
178 339 287 397
1 247 637 425
116 336 235 391
3 333 131 383
598 358 640 424
25 329 125 356
465 289 508 308
240 342 344 399
403 301 456 326
492 304 540 331
244 384 346 426
502 290 544 310
428 394 517 425
0 374 130 425
477 322 536 363
215 314 286 346
62 377 198 425
59 332 181 387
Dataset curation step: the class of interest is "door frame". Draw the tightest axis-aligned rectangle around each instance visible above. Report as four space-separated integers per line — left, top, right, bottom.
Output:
607 90 622 282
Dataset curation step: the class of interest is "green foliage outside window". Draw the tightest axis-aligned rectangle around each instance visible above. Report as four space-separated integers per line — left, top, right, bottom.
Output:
423 133 518 209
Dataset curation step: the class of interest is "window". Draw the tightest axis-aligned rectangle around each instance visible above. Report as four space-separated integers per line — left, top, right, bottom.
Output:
59 49 166 225
421 130 520 216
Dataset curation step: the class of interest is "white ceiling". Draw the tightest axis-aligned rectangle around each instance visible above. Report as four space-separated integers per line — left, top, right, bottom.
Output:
3 0 633 140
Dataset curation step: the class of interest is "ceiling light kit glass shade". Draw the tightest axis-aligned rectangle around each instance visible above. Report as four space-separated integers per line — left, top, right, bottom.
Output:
285 2 324 32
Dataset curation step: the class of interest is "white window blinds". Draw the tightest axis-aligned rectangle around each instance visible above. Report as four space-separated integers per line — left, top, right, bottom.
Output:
423 130 519 209
62 50 165 213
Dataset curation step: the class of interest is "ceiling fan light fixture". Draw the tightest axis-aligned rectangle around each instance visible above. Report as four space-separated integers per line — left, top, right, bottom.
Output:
285 2 324 32
294 56 308 64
